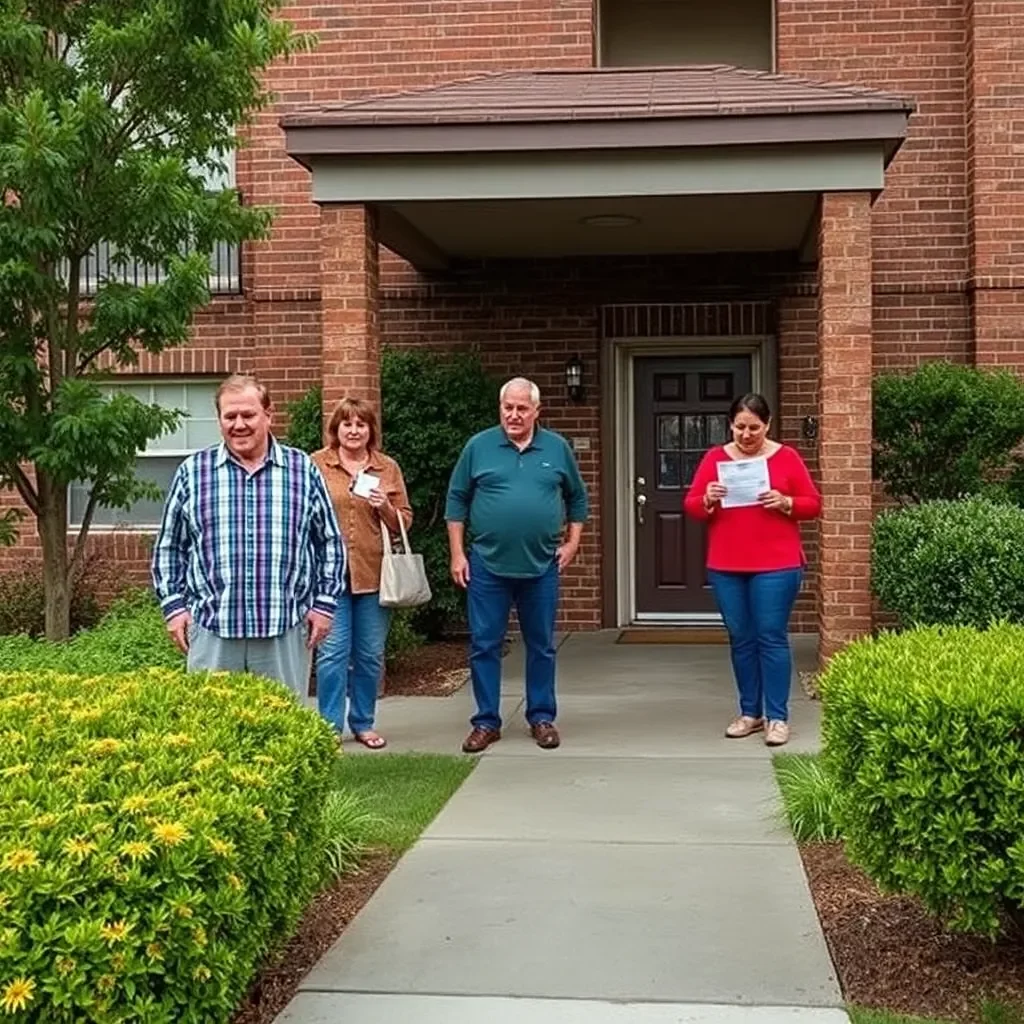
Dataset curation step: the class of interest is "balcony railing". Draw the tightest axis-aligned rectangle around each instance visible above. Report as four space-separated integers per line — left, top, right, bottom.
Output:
73 238 242 297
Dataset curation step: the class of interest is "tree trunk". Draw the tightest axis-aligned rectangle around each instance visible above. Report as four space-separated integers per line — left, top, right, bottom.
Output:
37 471 72 641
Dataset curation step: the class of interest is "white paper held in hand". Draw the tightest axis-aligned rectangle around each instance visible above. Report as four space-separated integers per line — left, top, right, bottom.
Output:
717 457 770 509
352 471 380 499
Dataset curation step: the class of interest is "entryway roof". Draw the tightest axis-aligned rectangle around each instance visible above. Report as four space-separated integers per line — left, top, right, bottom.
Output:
282 66 914 269
283 65 912 156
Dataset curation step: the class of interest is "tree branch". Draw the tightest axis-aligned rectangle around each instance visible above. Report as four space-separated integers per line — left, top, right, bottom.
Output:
63 255 82 378
69 488 101 577
77 340 117 375
4 463 40 517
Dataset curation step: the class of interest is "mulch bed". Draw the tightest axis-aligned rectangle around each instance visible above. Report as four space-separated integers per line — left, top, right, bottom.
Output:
383 639 469 697
231 851 397 1024
801 842 1024 1022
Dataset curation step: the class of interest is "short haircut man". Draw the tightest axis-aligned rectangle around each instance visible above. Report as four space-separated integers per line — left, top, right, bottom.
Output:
445 376 589 752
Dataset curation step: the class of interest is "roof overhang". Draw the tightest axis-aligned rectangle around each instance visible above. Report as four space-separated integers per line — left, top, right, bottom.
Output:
281 67 914 269
285 109 910 164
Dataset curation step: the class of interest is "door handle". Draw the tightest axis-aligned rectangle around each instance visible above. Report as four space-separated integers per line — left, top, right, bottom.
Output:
636 492 647 526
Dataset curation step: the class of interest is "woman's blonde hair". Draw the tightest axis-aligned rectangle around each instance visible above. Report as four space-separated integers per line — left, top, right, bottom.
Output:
326 397 380 451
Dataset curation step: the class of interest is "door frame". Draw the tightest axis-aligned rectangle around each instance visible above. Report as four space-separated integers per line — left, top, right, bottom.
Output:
601 335 778 627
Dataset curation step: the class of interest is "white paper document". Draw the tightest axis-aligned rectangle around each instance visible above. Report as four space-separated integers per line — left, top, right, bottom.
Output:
717 457 770 509
351 471 380 499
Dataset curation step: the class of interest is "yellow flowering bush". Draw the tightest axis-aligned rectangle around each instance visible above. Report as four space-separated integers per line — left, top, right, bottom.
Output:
0 668 337 1023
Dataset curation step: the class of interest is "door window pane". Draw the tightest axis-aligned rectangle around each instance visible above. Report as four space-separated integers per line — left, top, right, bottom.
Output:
657 452 682 490
683 415 704 449
707 414 730 446
657 414 680 450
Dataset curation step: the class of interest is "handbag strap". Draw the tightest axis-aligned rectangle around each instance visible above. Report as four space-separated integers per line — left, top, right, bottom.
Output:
381 509 411 553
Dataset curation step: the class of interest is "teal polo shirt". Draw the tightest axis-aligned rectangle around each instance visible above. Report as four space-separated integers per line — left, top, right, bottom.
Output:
445 426 589 578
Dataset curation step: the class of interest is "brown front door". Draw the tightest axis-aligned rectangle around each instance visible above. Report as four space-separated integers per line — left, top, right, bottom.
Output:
633 355 752 616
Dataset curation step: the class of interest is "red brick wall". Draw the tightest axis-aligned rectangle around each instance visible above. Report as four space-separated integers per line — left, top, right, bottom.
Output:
966 0 1024 368
777 0 973 373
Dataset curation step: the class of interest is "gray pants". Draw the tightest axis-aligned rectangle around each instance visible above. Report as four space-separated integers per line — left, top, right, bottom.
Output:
188 622 312 699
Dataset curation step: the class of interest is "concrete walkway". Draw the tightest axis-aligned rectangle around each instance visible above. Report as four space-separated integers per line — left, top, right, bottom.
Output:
277 633 844 1024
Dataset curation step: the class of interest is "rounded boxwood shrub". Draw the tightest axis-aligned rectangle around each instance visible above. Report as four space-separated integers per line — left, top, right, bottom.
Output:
0 668 337 1022
871 497 1024 628
820 623 1024 936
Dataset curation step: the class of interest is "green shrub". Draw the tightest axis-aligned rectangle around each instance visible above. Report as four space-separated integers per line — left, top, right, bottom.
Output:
0 562 104 638
773 754 842 843
0 590 182 673
381 348 500 637
820 623 1024 937
871 497 1024 628
873 361 1024 504
281 385 323 455
0 666 337 1022
384 608 424 666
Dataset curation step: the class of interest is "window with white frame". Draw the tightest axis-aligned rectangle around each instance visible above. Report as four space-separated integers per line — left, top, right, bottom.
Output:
68 380 221 529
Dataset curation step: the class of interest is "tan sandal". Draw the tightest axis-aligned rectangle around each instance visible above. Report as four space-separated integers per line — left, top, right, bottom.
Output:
765 720 790 747
725 715 765 739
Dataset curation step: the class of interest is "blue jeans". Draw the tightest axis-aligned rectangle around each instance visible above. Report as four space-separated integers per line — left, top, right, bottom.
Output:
315 590 392 735
707 568 804 724
467 549 559 731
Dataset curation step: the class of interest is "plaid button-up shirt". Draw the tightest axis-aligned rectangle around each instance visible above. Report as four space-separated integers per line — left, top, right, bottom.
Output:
151 439 346 639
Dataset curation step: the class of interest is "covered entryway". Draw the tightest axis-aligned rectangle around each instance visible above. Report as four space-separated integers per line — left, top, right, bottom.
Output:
281 64 913 661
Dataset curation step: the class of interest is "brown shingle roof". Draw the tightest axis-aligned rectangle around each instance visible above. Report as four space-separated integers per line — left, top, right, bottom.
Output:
282 65 914 129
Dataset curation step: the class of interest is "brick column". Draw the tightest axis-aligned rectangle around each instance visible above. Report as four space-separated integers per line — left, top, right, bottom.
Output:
320 204 380 420
817 192 873 662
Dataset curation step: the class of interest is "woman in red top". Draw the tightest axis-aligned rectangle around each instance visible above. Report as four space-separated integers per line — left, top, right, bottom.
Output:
683 393 821 747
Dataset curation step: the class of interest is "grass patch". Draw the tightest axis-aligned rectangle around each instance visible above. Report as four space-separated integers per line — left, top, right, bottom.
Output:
848 1010 954 1024
773 752 842 843
333 752 476 853
847 1000 1024 1024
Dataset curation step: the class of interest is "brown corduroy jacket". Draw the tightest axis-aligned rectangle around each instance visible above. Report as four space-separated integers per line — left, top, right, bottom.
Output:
311 447 414 595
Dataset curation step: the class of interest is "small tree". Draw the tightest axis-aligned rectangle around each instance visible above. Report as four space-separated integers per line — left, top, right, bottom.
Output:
873 361 1024 505
0 1 309 638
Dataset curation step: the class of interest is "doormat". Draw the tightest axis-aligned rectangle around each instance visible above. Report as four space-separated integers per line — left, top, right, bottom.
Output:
616 628 728 645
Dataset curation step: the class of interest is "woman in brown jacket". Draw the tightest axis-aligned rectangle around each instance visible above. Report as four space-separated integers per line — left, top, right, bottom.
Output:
312 397 413 748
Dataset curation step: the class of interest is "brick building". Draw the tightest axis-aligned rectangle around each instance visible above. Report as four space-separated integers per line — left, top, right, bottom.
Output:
4 1 1022 659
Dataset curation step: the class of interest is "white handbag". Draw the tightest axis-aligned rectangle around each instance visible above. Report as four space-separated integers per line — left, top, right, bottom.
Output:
379 514 432 609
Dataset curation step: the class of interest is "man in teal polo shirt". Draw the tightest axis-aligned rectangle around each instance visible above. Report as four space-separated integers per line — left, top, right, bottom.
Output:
446 377 589 753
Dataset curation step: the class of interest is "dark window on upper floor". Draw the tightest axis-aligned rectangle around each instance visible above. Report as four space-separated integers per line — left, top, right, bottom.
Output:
597 0 774 71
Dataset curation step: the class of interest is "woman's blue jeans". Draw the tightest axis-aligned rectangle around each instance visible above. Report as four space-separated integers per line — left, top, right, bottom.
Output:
707 568 803 724
315 590 392 735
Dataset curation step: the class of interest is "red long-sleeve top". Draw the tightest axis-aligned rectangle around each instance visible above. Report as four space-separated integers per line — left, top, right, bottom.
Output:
683 445 822 573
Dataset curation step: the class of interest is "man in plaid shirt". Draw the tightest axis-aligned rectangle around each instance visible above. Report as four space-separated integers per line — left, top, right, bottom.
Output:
152 374 346 696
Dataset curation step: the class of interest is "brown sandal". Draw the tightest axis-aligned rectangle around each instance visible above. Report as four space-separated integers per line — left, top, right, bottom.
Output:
353 731 387 750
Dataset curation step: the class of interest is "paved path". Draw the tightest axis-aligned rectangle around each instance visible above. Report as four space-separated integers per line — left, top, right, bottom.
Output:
278 633 843 1024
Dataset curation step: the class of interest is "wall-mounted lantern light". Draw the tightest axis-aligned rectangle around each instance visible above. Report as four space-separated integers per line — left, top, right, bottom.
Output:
565 355 584 403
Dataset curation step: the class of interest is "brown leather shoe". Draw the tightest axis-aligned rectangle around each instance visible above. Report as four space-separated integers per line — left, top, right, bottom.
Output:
531 722 561 749
462 727 501 754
